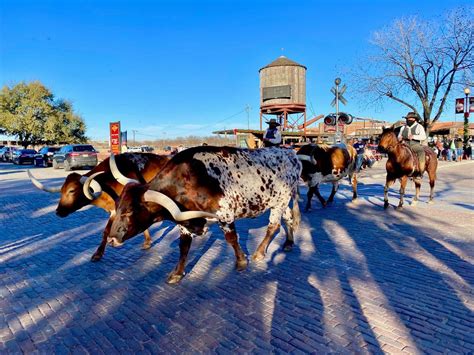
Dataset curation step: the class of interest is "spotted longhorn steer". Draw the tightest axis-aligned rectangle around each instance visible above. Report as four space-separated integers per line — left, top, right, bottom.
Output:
297 143 358 210
93 146 301 284
28 153 170 260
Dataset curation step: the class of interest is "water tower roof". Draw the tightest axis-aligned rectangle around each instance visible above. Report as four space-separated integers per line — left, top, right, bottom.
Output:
259 56 306 72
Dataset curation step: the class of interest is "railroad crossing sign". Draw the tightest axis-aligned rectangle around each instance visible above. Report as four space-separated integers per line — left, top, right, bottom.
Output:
331 84 348 106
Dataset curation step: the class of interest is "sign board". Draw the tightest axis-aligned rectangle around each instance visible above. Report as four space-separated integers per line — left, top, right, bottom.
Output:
455 98 465 114
109 121 121 155
324 122 344 133
263 85 291 101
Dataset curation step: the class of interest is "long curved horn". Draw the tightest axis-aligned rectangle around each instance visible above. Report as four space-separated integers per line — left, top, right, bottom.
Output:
109 153 139 185
27 170 62 193
144 190 218 221
82 172 104 200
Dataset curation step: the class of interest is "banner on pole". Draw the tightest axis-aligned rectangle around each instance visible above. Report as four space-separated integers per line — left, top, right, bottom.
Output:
470 97 474 113
455 98 465 114
109 121 121 155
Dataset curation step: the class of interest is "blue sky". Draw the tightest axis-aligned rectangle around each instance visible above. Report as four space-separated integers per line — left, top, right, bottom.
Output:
0 0 467 141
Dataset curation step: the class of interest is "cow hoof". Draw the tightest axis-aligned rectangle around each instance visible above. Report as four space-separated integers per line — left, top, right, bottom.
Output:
395 205 403 211
142 243 152 250
166 273 185 284
252 252 265 262
236 259 248 271
90 253 103 262
410 200 418 206
282 241 294 252
383 202 390 209
322 203 327 208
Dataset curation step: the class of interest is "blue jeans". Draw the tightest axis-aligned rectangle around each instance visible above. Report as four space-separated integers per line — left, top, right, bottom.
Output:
356 154 364 172
447 149 453 161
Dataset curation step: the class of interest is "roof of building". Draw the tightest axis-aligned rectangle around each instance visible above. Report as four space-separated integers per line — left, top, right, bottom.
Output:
259 56 307 71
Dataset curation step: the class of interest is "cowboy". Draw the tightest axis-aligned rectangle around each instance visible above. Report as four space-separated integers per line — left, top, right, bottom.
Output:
398 111 427 172
263 118 282 147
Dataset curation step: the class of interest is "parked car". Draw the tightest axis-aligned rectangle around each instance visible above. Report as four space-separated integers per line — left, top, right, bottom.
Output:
12 149 37 165
1 147 20 162
52 144 98 171
36 146 60 167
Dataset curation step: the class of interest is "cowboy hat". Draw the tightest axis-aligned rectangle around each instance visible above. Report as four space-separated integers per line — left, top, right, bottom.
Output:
403 112 420 121
265 118 281 126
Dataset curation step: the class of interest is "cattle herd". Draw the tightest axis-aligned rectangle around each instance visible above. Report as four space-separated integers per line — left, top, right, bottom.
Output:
28 142 434 284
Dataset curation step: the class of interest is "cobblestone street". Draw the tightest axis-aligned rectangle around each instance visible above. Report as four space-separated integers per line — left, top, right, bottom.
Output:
1 159 473 354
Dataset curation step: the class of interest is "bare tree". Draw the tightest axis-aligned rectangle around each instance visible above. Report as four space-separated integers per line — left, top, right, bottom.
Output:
351 6 473 132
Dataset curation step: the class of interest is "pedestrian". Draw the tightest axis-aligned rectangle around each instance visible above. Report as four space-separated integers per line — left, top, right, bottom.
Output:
263 118 282 147
455 137 464 162
436 139 444 160
397 111 427 171
352 137 365 172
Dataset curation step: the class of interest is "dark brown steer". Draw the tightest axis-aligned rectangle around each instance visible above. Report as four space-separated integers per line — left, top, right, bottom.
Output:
95 146 301 284
297 143 358 211
28 153 170 260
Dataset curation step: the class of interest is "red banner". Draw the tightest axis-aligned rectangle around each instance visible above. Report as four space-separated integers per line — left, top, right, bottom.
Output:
470 97 474 113
455 98 464 114
109 121 121 155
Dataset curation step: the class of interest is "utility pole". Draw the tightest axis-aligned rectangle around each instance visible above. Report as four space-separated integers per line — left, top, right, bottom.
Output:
245 105 251 130
132 130 138 145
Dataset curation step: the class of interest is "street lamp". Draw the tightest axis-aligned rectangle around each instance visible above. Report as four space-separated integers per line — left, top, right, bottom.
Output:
464 87 470 147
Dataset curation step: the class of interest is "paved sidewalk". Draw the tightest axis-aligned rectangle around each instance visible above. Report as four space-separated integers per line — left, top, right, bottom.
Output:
1 159 473 353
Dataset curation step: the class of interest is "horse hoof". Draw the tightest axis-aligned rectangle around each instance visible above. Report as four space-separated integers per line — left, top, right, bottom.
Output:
90 253 103 262
236 259 248 271
166 273 185 284
142 243 152 250
252 252 265 262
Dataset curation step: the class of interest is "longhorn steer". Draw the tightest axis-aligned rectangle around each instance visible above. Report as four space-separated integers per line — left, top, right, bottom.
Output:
100 146 302 284
297 143 358 210
28 153 170 260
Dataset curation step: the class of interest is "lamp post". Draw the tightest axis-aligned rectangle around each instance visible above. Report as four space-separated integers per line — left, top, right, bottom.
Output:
464 87 470 147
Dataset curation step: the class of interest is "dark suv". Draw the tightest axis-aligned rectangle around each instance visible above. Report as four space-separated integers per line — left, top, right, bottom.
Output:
52 144 98 171
37 146 60 167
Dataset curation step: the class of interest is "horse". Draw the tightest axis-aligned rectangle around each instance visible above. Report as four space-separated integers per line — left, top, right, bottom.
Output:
378 127 438 209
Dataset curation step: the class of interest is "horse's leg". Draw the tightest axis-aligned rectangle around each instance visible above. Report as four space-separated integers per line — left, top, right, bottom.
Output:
411 177 421 206
314 184 327 207
351 173 358 201
219 222 247 271
398 176 408 209
305 185 315 212
384 176 396 209
428 164 436 204
327 181 339 204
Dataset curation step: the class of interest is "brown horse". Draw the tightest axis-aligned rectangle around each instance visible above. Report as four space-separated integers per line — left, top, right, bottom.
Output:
378 127 438 209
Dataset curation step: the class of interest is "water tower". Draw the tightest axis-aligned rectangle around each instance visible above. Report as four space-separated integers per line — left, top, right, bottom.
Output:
259 56 307 132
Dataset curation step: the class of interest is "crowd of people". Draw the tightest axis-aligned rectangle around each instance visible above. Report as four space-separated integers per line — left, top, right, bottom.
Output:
431 136 474 161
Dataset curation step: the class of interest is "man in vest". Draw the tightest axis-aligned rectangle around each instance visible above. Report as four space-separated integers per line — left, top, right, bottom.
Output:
263 118 282 147
398 111 427 172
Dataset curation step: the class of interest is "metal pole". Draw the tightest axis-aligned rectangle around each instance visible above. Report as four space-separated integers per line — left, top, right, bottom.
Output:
464 88 470 148
335 78 341 144
245 105 250 130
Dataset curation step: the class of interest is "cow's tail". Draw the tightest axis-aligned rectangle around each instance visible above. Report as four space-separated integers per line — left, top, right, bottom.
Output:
292 185 301 232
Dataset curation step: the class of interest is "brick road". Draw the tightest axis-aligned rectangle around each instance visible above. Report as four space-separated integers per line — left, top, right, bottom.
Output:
1 159 473 354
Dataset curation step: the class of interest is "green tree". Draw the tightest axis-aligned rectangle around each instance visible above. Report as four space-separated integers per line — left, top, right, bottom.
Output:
351 7 474 132
0 81 87 147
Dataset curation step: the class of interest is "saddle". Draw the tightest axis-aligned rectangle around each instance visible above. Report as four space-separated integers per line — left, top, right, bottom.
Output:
401 142 425 177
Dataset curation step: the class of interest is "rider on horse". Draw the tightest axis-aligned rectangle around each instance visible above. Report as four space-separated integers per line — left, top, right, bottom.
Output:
398 112 427 174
